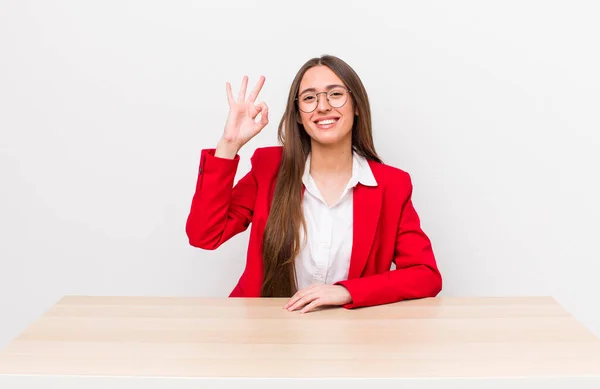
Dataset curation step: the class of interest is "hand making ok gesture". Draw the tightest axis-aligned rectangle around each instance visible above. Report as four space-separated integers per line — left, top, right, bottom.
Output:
217 75 269 158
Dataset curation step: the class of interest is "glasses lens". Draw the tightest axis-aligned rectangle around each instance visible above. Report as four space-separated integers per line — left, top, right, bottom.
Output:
298 94 317 112
328 88 348 108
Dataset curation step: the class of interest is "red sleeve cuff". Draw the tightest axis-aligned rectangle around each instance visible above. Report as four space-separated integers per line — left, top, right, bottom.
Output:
334 280 361 309
199 148 240 174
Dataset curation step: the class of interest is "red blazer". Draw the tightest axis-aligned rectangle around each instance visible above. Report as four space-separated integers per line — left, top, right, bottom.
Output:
186 146 442 308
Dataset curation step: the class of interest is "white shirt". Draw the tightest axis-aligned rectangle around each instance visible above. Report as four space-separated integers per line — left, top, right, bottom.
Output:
295 152 378 290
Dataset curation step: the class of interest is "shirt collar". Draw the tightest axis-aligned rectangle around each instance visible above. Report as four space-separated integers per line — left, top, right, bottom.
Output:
302 151 378 193
353 151 378 187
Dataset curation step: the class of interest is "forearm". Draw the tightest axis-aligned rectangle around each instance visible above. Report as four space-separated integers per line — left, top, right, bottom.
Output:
336 262 442 309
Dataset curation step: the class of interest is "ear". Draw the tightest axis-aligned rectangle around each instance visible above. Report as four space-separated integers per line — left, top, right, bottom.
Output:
296 112 303 124
355 107 359 116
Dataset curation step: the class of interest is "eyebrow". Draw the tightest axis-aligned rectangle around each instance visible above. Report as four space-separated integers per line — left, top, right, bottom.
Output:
299 84 346 96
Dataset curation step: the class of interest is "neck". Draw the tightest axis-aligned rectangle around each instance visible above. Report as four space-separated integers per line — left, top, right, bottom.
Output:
309 138 353 176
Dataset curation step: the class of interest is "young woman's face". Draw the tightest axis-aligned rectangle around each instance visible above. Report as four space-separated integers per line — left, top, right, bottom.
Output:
297 65 356 147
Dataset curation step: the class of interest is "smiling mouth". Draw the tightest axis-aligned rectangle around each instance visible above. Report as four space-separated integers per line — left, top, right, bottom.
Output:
314 118 339 129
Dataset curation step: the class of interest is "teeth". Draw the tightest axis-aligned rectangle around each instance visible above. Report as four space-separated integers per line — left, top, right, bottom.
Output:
317 119 336 125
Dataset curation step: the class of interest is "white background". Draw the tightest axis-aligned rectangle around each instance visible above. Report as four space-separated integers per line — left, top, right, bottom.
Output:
1 0 599 348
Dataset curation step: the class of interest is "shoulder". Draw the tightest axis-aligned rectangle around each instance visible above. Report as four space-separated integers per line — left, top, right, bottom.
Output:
252 145 283 161
368 159 413 193
249 146 283 177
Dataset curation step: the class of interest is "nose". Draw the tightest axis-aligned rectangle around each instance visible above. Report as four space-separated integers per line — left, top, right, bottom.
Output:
316 92 331 112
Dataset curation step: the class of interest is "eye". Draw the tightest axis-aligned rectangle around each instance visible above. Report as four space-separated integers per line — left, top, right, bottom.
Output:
302 95 315 102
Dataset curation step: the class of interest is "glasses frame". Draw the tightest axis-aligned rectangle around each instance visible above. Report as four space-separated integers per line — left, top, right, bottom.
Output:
295 88 352 113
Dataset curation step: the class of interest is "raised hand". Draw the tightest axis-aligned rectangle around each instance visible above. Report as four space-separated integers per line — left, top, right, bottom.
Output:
217 75 269 158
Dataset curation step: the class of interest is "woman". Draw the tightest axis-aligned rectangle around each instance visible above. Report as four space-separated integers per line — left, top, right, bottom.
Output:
186 55 442 313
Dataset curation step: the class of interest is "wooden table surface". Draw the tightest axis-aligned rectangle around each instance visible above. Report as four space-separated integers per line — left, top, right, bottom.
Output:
1 296 600 388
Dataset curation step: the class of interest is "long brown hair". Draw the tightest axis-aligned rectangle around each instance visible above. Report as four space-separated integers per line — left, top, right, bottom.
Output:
260 55 382 297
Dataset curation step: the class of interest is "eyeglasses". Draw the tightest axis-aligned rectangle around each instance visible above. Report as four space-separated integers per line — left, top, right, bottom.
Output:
295 88 351 113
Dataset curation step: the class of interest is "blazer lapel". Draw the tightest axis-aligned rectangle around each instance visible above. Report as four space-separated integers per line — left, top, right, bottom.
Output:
348 182 383 279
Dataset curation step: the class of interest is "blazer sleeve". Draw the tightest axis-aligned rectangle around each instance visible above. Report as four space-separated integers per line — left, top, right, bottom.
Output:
336 174 442 308
185 148 260 250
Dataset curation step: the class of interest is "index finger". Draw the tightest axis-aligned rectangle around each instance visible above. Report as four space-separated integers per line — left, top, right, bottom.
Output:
284 291 301 309
225 82 235 106
247 75 266 103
